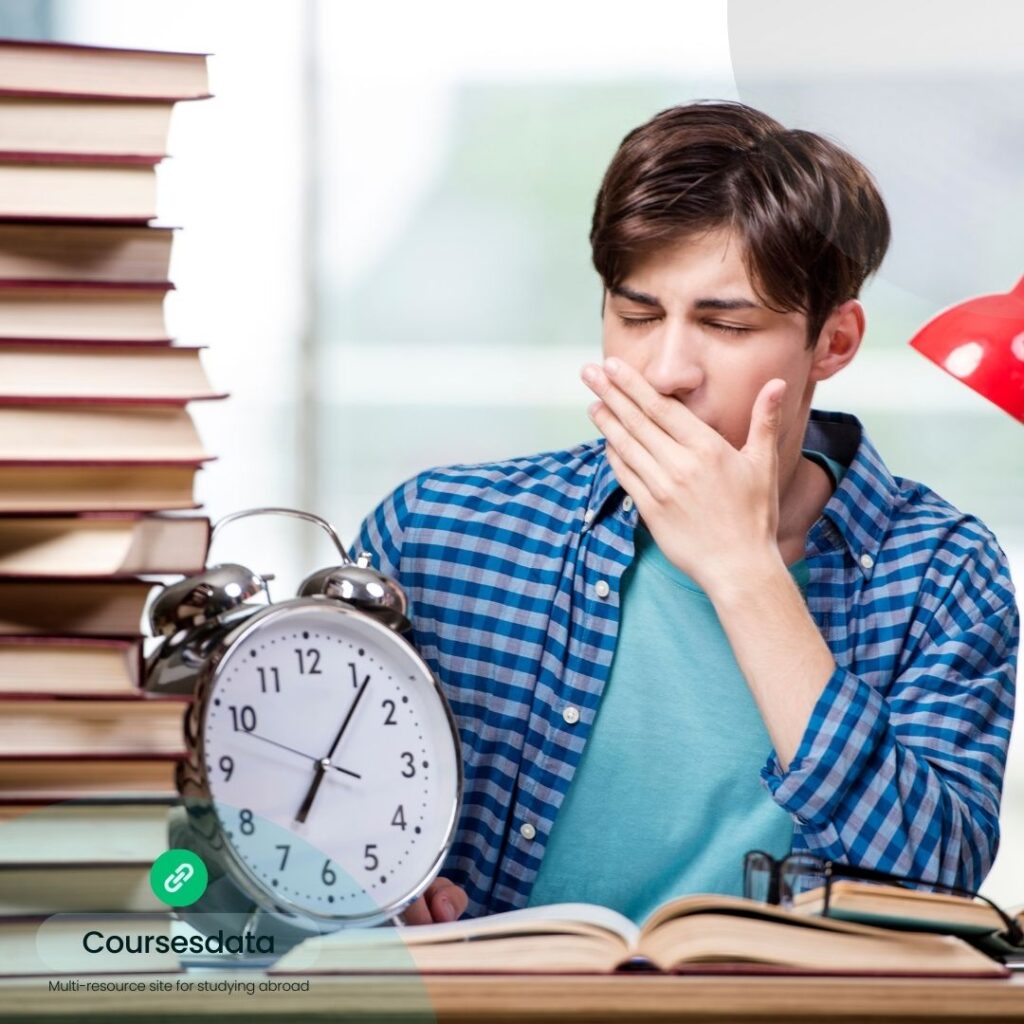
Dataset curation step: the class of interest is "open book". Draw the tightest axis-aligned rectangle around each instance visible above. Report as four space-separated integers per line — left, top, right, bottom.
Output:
268 893 1008 977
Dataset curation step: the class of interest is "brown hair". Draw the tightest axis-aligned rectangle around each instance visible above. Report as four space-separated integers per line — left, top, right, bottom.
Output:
590 100 891 346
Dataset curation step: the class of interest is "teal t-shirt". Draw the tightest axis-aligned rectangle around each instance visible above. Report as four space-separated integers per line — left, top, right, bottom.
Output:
526 448 847 924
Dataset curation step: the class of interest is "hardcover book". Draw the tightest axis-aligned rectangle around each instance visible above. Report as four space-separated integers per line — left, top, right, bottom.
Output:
0 636 143 694
0 756 179 801
0 694 190 756
0 161 157 221
0 38 210 100
0 96 175 161
0 403 210 463
0 514 210 576
0 463 202 513
0 282 171 342
0 578 157 636
0 344 222 402
0 223 175 283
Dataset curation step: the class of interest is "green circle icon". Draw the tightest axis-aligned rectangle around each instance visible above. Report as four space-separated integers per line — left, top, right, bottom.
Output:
150 849 208 907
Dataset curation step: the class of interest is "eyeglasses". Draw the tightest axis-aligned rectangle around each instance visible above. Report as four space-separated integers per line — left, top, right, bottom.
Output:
743 849 1024 946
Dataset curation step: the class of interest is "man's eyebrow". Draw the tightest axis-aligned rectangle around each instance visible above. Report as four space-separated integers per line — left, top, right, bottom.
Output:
692 296 763 311
609 284 662 307
610 285 764 312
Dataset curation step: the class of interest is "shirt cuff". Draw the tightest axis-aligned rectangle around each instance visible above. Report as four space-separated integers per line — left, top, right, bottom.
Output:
760 664 890 829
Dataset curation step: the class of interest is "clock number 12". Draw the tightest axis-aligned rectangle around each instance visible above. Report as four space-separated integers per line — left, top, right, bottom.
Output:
295 648 321 675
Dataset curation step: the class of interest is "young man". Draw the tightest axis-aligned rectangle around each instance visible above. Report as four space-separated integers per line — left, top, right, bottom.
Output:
353 101 1019 925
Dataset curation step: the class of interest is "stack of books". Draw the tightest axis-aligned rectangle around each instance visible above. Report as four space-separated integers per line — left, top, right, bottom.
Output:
0 38 215 977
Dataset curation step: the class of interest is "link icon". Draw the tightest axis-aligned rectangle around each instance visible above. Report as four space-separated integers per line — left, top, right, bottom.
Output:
150 849 208 907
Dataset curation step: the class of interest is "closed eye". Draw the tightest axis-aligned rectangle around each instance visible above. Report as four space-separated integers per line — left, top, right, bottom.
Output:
617 315 752 336
706 322 751 336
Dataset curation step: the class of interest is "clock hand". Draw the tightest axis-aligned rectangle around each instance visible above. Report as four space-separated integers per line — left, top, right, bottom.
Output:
295 673 372 824
295 761 327 824
244 730 317 762
243 730 362 779
326 673 371 759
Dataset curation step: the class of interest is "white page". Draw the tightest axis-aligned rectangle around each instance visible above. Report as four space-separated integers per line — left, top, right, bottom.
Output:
273 902 641 972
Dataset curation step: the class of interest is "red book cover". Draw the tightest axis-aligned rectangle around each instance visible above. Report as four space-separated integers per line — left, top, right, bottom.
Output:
0 456 215 466
0 750 185 763
0 279 173 291
0 151 163 166
0 215 153 225
0 38 210 57
0 338 191 347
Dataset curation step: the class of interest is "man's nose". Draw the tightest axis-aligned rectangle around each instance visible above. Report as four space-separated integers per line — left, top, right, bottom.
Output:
644 321 704 395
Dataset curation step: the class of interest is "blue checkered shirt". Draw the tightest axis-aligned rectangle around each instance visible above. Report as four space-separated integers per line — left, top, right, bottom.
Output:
352 409 1019 918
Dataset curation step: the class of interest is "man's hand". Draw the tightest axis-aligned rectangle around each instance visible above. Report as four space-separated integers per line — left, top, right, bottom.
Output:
582 357 787 594
583 356 836 769
400 877 469 925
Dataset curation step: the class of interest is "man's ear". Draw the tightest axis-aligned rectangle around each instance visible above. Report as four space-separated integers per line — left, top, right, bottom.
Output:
808 299 865 383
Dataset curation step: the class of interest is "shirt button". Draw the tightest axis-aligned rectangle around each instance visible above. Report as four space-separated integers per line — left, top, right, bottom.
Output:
519 822 536 841
859 553 875 570
583 509 595 525
562 706 580 725
622 496 634 513
594 579 611 599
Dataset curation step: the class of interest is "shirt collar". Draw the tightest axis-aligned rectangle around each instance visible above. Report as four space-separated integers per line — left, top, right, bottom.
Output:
585 408 901 578
585 438 625 530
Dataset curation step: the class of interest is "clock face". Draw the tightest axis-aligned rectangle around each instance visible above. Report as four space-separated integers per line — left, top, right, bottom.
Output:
199 600 461 923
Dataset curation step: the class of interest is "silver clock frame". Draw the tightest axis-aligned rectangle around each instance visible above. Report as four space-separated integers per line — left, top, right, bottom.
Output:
145 508 464 937
177 597 464 931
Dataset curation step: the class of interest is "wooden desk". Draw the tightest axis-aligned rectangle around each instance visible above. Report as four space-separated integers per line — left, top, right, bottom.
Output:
2 972 1024 1023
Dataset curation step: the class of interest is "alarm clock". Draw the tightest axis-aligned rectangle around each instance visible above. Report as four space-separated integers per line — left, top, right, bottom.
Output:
145 507 463 942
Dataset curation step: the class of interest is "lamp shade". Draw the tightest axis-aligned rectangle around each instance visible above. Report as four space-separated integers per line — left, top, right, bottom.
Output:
908 275 1024 423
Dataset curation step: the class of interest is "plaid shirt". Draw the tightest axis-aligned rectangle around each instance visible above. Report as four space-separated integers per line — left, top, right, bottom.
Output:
352 409 1019 918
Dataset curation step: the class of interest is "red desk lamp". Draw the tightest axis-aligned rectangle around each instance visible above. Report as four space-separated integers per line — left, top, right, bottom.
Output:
908 275 1024 424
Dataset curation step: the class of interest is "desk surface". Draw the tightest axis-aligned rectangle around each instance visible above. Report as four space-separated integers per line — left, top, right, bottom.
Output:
3 972 1024 1023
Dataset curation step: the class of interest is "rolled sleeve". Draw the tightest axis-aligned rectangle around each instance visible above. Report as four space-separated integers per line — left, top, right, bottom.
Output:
759 585 1017 891
761 664 890 827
